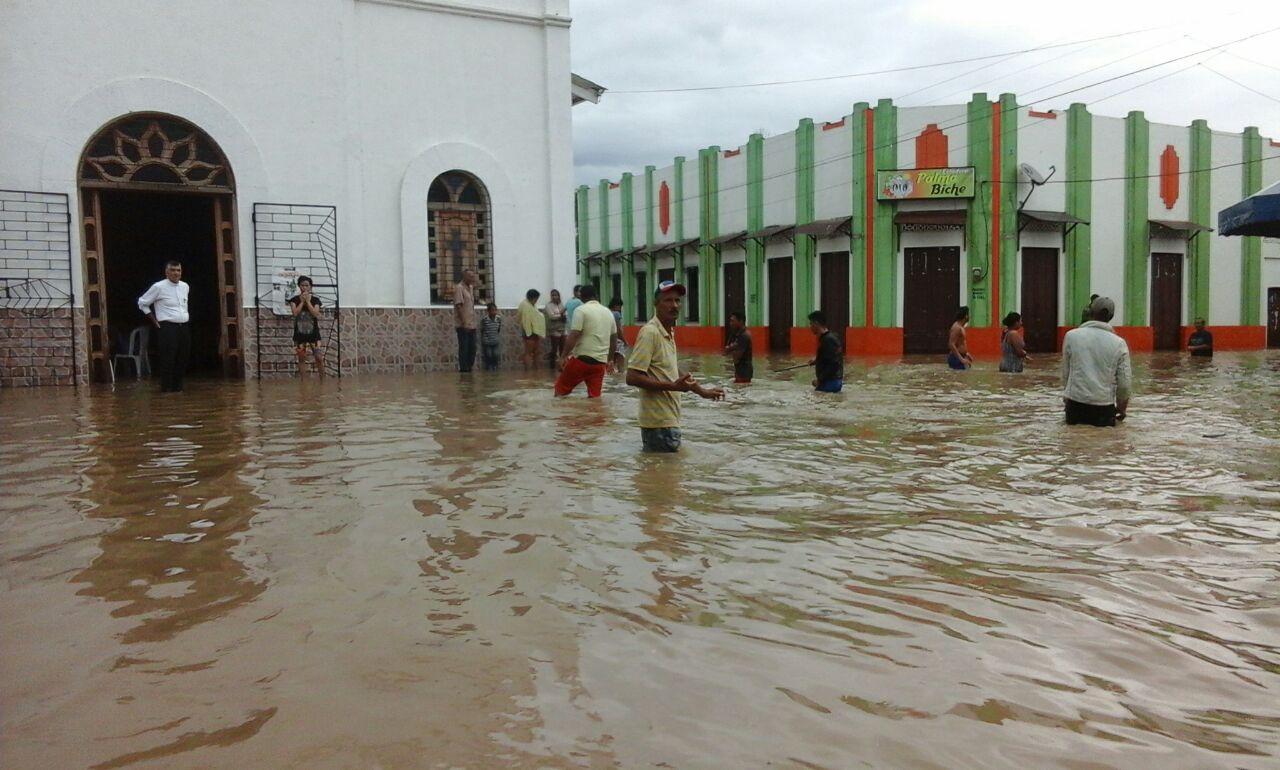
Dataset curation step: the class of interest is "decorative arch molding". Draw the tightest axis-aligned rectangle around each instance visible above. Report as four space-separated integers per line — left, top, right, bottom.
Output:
40 77 270 299
400 141 518 306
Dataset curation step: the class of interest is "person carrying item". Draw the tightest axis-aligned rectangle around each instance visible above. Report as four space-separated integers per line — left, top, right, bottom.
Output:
1187 318 1213 357
625 280 723 452
808 310 843 393
948 306 974 370
554 284 615 398
999 311 1029 373
724 310 753 384
1062 296 1132 427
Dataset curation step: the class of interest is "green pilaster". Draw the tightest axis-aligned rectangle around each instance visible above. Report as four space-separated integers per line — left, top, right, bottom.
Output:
794 118 816 324
872 98 897 327
621 172 635 323
966 94 994 328
850 102 869 327
698 147 721 325
1242 127 1263 325
1188 120 1212 323
1065 104 1093 321
1123 111 1150 327
673 156 686 322
576 185 590 285
643 165 656 313
998 93 1019 320
746 133 765 326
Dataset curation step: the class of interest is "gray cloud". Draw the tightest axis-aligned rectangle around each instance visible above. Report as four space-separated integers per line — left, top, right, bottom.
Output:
570 0 1280 185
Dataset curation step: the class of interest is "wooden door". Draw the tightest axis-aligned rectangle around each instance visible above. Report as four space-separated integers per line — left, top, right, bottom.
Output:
213 196 243 377
80 190 111 382
819 251 849 338
1020 247 1059 352
684 266 700 323
903 247 960 354
634 270 647 322
1151 252 1182 351
1267 287 1280 348
723 261 745 338
768 257 793 352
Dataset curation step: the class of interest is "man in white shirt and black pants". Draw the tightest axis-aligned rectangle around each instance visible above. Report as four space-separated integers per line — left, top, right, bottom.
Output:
137 260 191 392
1062 296 1131 427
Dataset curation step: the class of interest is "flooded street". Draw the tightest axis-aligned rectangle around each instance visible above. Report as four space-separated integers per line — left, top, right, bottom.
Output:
3 352 1279 769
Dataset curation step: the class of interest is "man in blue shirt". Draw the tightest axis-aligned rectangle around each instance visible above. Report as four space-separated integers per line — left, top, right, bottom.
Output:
1187 318 1213 357
563 284 584 328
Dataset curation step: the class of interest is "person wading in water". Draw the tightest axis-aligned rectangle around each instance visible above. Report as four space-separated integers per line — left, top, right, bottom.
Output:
948 306 974 370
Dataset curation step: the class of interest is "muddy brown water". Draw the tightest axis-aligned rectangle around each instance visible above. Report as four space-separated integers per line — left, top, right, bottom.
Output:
2 352 1279 769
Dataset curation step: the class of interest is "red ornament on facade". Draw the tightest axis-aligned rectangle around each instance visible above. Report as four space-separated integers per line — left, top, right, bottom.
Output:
1160 145 1179 210
916 124 949 169
658 180 671 235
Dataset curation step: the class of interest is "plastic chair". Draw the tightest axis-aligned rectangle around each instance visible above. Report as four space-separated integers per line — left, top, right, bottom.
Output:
112 325 151 379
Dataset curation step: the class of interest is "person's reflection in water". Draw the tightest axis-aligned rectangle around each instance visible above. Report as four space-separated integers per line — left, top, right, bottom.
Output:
630 455 702 625
72 387 265 645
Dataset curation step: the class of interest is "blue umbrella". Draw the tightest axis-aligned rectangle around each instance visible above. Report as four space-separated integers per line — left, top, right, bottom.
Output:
1219 180 1280 237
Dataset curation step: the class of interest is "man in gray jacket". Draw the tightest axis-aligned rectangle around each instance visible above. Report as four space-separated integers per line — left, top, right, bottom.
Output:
1062 296 1131 427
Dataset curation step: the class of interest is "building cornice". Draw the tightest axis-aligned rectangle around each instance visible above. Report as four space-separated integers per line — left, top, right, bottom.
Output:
356 0 571 28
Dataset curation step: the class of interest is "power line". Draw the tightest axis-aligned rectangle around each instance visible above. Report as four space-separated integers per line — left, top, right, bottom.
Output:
1199 62 1280 105
578 26 1280 228
608 26 1170 94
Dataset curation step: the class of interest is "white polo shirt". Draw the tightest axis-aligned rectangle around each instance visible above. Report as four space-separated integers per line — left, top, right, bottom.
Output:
138 279 190 323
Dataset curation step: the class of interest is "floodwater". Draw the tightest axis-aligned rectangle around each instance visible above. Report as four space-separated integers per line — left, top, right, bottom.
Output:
2 351 1279 770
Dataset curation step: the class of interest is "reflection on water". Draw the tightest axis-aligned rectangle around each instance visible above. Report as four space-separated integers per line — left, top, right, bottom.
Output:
2 352 1279 769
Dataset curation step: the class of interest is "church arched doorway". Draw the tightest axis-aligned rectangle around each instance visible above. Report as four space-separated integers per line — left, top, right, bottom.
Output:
78 113 243 383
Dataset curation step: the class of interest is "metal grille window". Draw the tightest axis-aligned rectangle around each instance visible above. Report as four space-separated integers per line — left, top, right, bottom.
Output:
428 171 492 305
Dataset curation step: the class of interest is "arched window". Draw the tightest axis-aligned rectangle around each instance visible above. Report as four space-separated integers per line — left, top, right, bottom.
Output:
80 113 233 191
428 171 492 305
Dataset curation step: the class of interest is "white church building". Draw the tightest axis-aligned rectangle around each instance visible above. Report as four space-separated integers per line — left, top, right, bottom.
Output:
0 0 592 386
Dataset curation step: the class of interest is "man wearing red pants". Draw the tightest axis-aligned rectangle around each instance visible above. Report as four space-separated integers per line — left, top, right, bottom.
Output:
554 283 617 398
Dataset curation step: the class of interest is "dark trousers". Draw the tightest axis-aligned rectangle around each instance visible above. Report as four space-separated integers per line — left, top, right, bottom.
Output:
482 343 500 370
1064 399 1117 427
156 321 190 392
456 328 477 372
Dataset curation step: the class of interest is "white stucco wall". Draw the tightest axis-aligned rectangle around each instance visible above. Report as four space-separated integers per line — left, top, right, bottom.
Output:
814 119 853 221
761 132 796 230
1016 111 1067 214
719 148 748 236
1148 123 1191 221
895 105 969 170
0 0 576 309
650 167 677 243
1088 116 1128 321
1209 131 1244 326
681 160 700 241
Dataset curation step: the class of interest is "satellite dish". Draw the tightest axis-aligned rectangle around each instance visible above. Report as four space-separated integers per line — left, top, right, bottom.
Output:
1020 163 1046 186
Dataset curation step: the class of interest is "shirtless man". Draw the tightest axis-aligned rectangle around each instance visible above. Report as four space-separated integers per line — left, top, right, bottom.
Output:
947 306 973 370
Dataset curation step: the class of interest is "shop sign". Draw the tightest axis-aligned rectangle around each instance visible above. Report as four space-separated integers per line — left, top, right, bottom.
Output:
876 167 976 200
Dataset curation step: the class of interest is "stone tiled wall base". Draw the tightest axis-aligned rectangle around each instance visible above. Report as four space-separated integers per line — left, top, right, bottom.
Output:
243 307 342 379
0 308 87 387
244 307 530 378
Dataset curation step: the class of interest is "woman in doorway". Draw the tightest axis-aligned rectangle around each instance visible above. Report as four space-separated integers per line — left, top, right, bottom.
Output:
290 276 325 377
517 288 546 369
999 311 1029 373
543 289 566 368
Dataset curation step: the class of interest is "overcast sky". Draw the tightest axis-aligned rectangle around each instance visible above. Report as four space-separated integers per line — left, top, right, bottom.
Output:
569 0 1280 186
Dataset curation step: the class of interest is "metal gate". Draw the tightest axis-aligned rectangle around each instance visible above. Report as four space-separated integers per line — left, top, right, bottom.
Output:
252 203 340 378
0 190 78 387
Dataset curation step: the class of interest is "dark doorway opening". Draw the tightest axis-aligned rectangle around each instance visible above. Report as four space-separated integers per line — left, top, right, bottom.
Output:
1020 247 1060 352
723 261 745 341
634 270 647 322
610 273 623 308
684 266 700 322
1151 252 1182 351
819 251 849 340
768 257 793 352
1268 287 1280 349
903 246 961 354
99 190 223 374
